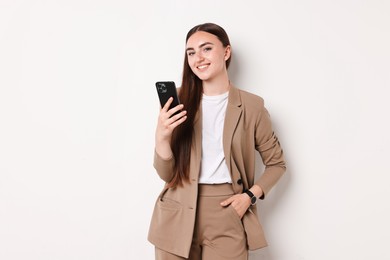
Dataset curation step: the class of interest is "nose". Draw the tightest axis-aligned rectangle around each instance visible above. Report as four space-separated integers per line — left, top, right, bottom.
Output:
195 51 204 61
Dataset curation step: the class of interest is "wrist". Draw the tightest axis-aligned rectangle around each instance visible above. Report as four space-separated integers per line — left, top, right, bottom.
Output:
243 189 257 205
155 141 173 160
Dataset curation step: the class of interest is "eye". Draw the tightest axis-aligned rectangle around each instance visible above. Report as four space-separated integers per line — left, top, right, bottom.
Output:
187 51 195 56
204 47 212 52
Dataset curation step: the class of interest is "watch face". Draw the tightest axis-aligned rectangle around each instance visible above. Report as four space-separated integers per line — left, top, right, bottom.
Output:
251 197 257 205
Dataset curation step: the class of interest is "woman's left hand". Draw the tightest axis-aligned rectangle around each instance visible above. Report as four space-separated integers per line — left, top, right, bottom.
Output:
220 194 251 219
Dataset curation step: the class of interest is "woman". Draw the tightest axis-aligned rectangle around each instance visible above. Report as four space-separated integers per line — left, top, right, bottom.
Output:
148 22 286 260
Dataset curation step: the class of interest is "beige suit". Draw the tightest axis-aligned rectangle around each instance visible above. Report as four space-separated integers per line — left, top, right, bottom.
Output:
148 85 286 258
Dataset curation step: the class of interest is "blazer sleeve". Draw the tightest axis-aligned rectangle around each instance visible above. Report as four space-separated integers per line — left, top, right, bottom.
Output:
153 150 175 183
254 105 286 199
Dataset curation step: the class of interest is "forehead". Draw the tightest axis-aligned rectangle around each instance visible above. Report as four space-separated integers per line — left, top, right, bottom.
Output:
186 31 221 48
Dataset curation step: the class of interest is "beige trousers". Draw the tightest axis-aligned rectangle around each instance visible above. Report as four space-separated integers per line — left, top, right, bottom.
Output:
155 183 248 260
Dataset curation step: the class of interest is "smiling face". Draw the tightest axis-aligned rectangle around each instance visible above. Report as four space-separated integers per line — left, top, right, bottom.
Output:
185 31 231 82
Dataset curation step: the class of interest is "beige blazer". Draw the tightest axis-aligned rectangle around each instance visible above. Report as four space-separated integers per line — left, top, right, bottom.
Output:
148 85 286 258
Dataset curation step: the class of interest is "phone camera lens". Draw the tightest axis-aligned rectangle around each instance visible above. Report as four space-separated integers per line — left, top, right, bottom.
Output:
158 83 167 93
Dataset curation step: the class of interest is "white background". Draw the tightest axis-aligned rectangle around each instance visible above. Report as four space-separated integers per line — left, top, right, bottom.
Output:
1 0 389 259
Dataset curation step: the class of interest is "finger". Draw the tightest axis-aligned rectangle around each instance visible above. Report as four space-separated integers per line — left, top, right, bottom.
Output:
167 110 187 123
168 115 187 130
162 110 186 128
167 104 184 117
162 97 173 111
220 196 234 206
159 104 182 125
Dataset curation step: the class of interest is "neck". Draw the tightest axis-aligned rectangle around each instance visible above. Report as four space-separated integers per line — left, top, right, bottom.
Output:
202 72 230 96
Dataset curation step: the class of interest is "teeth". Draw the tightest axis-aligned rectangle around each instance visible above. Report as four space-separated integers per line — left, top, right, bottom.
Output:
198 65 208 69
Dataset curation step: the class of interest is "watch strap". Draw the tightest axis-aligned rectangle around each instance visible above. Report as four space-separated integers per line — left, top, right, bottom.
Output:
243 189 257 205
244 189 254 198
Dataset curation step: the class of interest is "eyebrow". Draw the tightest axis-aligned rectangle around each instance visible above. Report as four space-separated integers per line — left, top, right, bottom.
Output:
186 42 214 52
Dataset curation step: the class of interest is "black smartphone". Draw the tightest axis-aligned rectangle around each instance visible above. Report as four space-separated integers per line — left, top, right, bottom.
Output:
155 81 181 116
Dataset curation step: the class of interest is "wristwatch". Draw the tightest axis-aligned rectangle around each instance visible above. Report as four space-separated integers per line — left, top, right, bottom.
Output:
244 189 257 205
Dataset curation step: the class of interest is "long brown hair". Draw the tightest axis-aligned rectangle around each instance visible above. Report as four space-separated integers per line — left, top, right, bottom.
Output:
168 23 232 188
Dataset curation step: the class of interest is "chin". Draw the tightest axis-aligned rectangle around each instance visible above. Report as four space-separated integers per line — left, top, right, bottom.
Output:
197 76 209 81
194 73 211 81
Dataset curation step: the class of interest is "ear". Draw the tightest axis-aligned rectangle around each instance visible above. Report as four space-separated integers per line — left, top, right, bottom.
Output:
224 45 231 61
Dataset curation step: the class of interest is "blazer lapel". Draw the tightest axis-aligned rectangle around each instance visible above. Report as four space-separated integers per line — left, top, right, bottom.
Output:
223 85 242 174
192 104 202 179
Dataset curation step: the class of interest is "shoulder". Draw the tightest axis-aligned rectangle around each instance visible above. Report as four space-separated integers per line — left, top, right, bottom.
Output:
239 89 264 105
231 86 265 111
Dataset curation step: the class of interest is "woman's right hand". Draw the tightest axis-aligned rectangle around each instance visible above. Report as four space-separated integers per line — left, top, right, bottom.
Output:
155 97 187 158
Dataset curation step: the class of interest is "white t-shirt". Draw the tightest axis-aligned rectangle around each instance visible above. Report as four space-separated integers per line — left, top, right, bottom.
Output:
198 91 232 184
